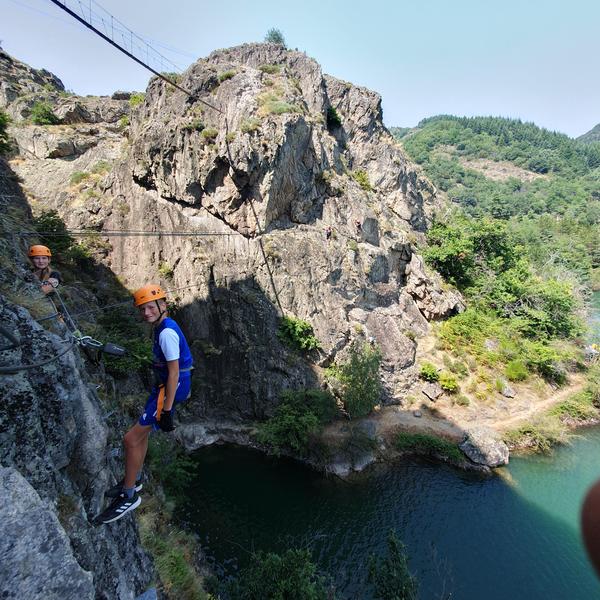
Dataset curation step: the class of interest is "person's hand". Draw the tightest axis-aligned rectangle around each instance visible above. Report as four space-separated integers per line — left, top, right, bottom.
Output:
158 410 175 432
41 281 54 295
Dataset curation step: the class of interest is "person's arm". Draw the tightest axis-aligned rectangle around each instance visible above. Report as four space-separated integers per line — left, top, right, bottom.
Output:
163 359 180 412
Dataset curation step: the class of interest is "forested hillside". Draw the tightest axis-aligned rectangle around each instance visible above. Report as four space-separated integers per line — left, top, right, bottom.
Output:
395 116 600 289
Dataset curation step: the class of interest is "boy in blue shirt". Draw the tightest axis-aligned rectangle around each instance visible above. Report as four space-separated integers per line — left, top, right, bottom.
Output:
94 284 193 525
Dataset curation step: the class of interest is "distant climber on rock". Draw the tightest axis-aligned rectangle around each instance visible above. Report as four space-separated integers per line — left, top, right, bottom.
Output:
28 245 61 294
93 284 194 525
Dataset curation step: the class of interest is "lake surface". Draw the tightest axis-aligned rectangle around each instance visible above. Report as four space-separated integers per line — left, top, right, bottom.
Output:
177 293 600 598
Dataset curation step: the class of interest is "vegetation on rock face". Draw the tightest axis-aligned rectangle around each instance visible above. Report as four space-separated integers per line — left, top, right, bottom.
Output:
0 110 10 154
352 169 372 191
326 106 342 129
277 315 320 353
395 432 463 463
129 92 145 107
327 343 382 418
30 101 60 125
419 362 439 382
218 70 237 83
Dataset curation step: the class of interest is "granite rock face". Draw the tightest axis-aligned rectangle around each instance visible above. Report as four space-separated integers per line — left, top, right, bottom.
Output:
5 43 464 424
0 467 95 600
0 165 152 599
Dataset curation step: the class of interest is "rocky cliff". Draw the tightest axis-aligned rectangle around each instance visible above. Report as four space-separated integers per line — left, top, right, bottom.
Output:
3 44 463 430
0 160 152 598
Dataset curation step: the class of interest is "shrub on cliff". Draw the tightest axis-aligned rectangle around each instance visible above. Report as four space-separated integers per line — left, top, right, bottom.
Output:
30 101 60 125
419 362 439 382
277 315 320 353
0 110 10 154
328 342 382 418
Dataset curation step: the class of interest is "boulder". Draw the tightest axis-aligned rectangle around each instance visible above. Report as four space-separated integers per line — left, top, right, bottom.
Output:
422 382 443 401
459 427 509 467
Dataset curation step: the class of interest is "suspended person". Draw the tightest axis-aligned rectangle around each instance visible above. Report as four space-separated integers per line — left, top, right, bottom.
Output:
28 245 61 294
94 284 194 525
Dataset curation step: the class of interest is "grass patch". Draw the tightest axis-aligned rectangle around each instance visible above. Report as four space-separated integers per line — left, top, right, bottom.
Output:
258 64 281 75
241 117 261 134
218 70 237 83
351 169 372 191
90 160 111 174
70 171 90 185
439 372 459 393
129 92 145 107
395 432 463 462
201 128 218 141
550 389 599 422
504 416 570 453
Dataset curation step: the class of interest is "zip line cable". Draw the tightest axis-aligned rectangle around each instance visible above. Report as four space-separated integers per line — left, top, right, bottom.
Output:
47 0 222 113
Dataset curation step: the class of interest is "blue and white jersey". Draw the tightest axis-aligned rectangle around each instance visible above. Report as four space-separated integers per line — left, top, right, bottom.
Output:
152 317 193 382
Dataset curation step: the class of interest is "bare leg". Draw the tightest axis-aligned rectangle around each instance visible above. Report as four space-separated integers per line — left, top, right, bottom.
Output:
123 423 151 489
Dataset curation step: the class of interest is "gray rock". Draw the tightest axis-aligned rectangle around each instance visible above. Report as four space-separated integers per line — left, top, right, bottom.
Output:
6 42 465 429
422 382 443 401
413 410 423 418
0 467 94 600
500 382 516 398
459 427 509 467
484 338 500 351
135 589 158 600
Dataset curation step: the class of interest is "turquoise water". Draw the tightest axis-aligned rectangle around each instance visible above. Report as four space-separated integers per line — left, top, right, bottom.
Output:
179 436 600 599
177 293 600 598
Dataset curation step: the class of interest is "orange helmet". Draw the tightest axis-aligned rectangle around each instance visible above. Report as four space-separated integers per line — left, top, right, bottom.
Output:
133 284 167 307
28 245 52 257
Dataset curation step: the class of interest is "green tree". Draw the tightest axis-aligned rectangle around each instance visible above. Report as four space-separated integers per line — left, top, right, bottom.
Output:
29 101 60 125
368 532 418 600
330 343 382 418
265 28 286 46
0 110 10 154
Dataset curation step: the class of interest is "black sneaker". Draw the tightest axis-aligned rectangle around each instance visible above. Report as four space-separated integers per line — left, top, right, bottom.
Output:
93 492 141 525
105 478 143 498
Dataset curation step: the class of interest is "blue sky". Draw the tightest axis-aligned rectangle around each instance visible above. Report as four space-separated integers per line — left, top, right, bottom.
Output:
3 0 599 137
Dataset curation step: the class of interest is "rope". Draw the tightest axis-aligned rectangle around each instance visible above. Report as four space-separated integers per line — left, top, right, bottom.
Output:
48 0 222 113
0 339 77 373
2 230 240 238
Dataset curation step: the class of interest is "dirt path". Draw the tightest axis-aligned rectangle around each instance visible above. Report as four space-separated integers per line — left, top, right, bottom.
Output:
489 375 586 432
324 374 588 446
